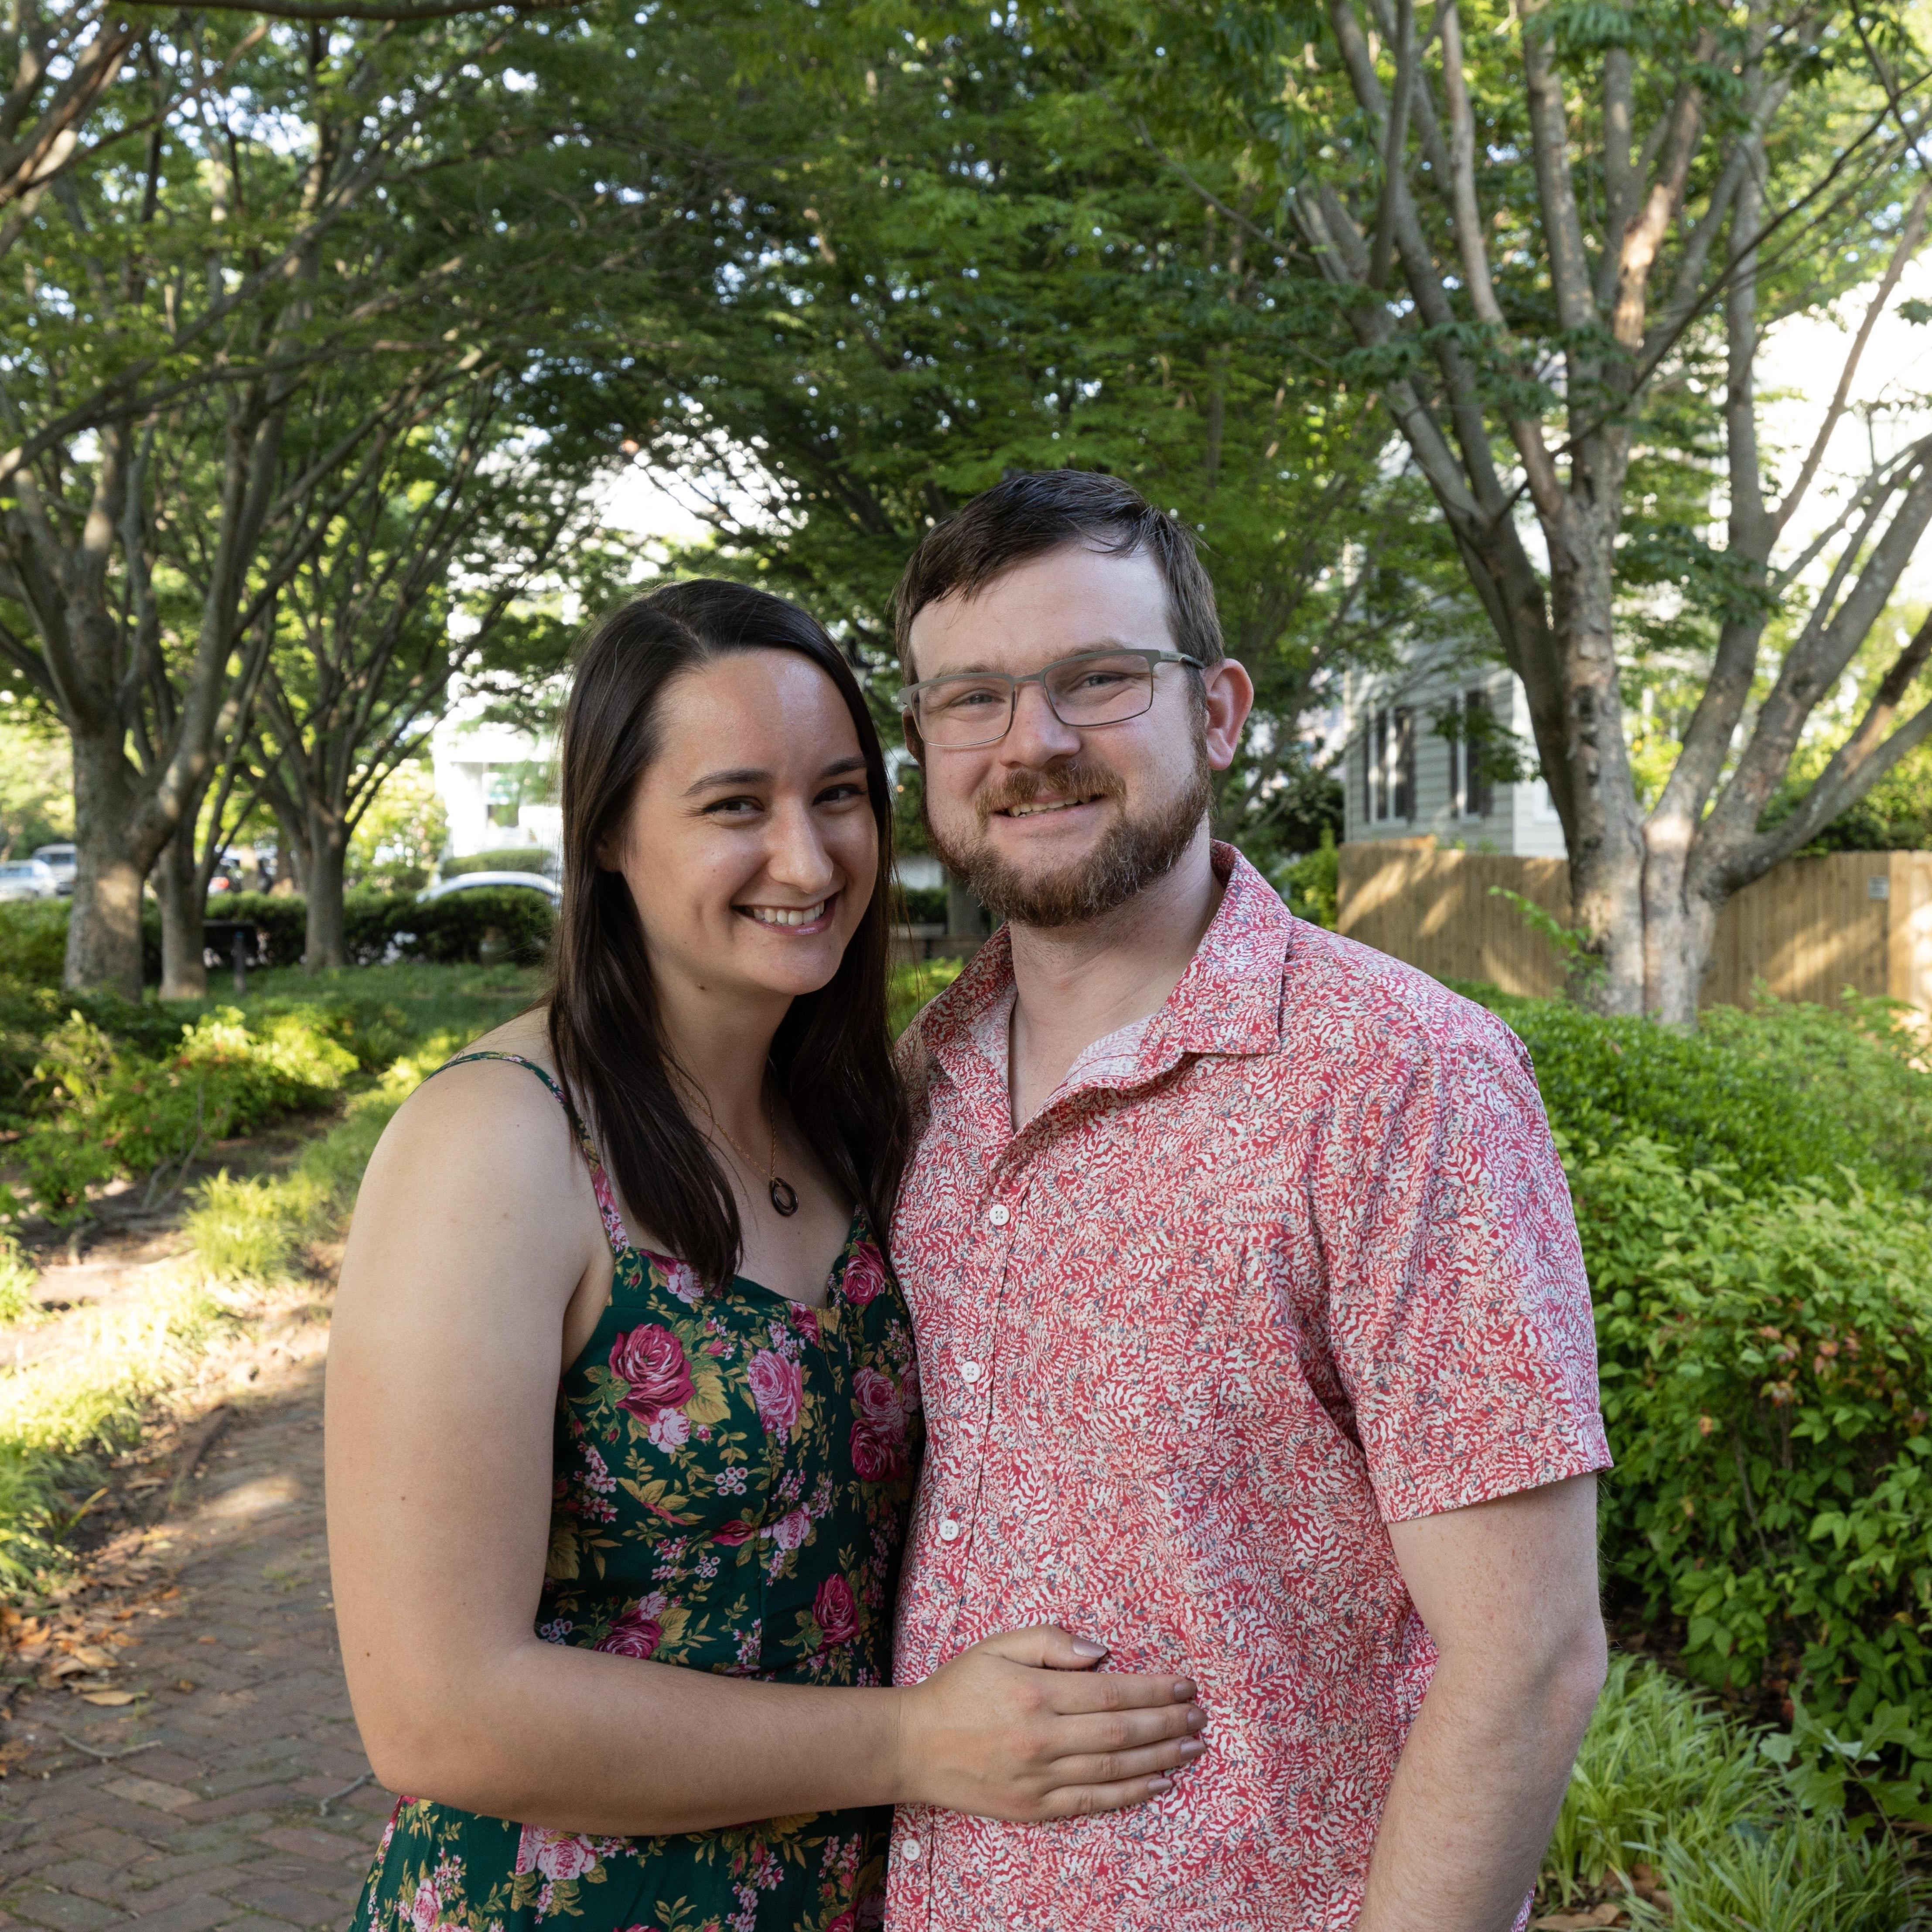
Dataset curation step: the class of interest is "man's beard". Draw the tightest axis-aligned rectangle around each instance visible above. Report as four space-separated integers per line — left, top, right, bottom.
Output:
925 745 1213 930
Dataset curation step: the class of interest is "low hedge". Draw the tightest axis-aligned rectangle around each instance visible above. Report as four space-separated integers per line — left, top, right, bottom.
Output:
1464 986 1932 1199
439 847 557 880
0 887 553 988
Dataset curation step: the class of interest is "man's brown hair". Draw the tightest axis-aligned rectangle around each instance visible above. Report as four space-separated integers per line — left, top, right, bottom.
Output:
890 469 1225 680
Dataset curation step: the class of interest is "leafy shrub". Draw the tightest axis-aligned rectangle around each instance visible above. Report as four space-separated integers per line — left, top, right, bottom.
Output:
371 885 553 966
1633 1813 1912 1932
897 884 948 926
0 1232 38 1324
6 1005 358 1224
439 847 557 880
1279 828 1340 929
0 899 70 988
1574 1137 1932 1768
1467 988 1932 1197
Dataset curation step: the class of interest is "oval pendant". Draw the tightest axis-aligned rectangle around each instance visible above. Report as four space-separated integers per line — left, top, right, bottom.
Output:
769 1176 800 1217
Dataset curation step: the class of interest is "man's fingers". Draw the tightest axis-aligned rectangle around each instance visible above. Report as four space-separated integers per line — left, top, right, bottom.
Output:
1047 1670 1199 1714
975 1624 1111 1671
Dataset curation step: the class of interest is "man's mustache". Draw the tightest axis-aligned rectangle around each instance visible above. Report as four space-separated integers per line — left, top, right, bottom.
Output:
973 759 1128 829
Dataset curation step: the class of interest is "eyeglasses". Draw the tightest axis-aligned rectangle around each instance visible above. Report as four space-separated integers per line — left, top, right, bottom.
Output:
900 648 1203 750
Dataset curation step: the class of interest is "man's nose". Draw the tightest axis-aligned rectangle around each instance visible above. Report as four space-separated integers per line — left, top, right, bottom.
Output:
1002 679 1083 764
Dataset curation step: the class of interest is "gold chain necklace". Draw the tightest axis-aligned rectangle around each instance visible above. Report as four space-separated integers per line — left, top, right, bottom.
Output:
689 1077 799 1218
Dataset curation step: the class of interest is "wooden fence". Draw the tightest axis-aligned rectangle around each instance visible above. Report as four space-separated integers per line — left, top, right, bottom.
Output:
1336 839 1932 1013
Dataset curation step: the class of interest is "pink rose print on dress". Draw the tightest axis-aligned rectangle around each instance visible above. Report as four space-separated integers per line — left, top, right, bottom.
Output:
645 1408 690 1452
850 1366 909 1481
770 1506 812 1550
814 1574 859 1647
712 1518 754 1546
746 1349 804 1436
609 1324 694 1427
841 1241 886 1307
849 1421 907 1483
594 1602 663 1659
513 1825 602 1882
850 1367 905 1442
406 1876 441 1932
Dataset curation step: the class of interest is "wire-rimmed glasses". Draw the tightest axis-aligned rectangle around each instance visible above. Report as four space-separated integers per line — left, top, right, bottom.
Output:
900 648 1203 750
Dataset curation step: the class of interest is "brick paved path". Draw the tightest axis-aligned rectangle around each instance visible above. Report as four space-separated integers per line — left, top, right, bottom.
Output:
0 1348 393 1932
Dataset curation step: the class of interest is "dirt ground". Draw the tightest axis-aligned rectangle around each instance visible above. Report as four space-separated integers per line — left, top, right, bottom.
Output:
0 1244 393 1932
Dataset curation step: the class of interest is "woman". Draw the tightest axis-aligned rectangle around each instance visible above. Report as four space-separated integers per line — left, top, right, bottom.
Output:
327 580 1205 1932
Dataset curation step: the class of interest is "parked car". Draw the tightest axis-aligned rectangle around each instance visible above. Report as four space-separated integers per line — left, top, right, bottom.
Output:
31 843 76 895
419 870 561 904
0 858 60 901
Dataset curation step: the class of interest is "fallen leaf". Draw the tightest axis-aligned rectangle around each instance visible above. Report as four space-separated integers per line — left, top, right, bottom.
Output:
79 1690 138 1706
68 1645 114 1670
173 1679 196 1693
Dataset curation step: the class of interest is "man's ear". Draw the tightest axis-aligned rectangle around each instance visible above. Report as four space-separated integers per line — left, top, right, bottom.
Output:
1201 659 1256 773
902 711 927 766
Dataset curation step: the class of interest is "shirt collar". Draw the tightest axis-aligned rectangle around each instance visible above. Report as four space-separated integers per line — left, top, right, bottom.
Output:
916 843 1292 1108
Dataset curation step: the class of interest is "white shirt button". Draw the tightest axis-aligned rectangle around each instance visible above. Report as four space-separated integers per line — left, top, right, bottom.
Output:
959 1360 983 1384
938 1517 962 1542
987 1204 1010 1227
901 1837 922 1862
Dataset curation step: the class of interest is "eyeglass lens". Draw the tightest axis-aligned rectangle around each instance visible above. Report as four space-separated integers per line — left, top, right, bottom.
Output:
913 653 1157 747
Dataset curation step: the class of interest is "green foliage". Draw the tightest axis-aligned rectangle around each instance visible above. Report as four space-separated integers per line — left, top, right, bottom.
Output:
1544 1661 1918 1929
438 848 557 881
375 887 553 968
0 717 72 861
1279 828 1340 928
1577 1141 1932 1746
887 957 966 1038
1466 987 1932 1198
898 886 949 927
0 899 73 988
0 1281 229 1586
0 1231 39 1325
5 1006 360 1226
182 1039 457 1285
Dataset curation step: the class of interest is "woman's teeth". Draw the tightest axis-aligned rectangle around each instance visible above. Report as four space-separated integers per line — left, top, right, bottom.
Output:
1003 797 1089 818
744 899 829 927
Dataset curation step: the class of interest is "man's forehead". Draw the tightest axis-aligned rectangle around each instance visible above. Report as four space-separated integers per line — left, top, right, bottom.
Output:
906 544 1171 676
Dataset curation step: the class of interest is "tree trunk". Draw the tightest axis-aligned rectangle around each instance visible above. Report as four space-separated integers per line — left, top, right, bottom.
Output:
273 802 311 897
64 723 149 1002
304 827 349 970
155 826 210 1001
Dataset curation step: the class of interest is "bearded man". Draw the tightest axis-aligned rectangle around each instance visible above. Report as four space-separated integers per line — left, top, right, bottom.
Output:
884 470 1611 1932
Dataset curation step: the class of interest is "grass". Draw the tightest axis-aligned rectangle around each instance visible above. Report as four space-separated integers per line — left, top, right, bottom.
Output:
1543 1659 1921 1930
0 1277 231 1586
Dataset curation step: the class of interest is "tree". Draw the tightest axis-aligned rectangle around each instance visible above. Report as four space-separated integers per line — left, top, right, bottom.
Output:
249 371 603 971
573 3 1473 860
0 6 628 994
1109 0 1932 1017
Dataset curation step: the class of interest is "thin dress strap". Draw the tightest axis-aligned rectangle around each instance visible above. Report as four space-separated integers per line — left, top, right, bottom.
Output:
424 1051 633 1259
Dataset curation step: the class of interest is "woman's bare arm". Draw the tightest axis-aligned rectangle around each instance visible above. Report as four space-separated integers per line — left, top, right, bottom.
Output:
325 1060 1203 1835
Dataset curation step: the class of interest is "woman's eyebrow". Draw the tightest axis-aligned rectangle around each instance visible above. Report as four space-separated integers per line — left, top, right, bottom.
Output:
683 767 769 795
683 755 867 797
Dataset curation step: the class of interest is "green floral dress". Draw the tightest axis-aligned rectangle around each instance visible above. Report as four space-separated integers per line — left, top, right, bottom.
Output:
353 1053 923 1932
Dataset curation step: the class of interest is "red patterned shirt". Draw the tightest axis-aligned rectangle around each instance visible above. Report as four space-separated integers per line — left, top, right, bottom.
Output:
885 846 1610 1932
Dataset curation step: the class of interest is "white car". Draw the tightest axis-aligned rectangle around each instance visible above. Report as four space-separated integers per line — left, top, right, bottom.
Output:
419 870 561 904
0 858 60 901
31 844 76 895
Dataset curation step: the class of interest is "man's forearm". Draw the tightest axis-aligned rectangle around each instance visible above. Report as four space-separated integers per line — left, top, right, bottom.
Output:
1356 1632 1606 1932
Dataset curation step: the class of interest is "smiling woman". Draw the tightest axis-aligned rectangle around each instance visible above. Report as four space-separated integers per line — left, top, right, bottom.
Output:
323 579 1207 1932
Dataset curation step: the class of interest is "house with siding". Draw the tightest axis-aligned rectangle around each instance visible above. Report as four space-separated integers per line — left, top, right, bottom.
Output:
1340 653 1567 858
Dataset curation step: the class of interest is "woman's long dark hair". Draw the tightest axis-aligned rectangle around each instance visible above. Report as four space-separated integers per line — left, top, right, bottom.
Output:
546 579 909 1289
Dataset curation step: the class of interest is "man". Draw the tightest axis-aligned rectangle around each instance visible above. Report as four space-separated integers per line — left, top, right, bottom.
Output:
885 470 1611 1932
